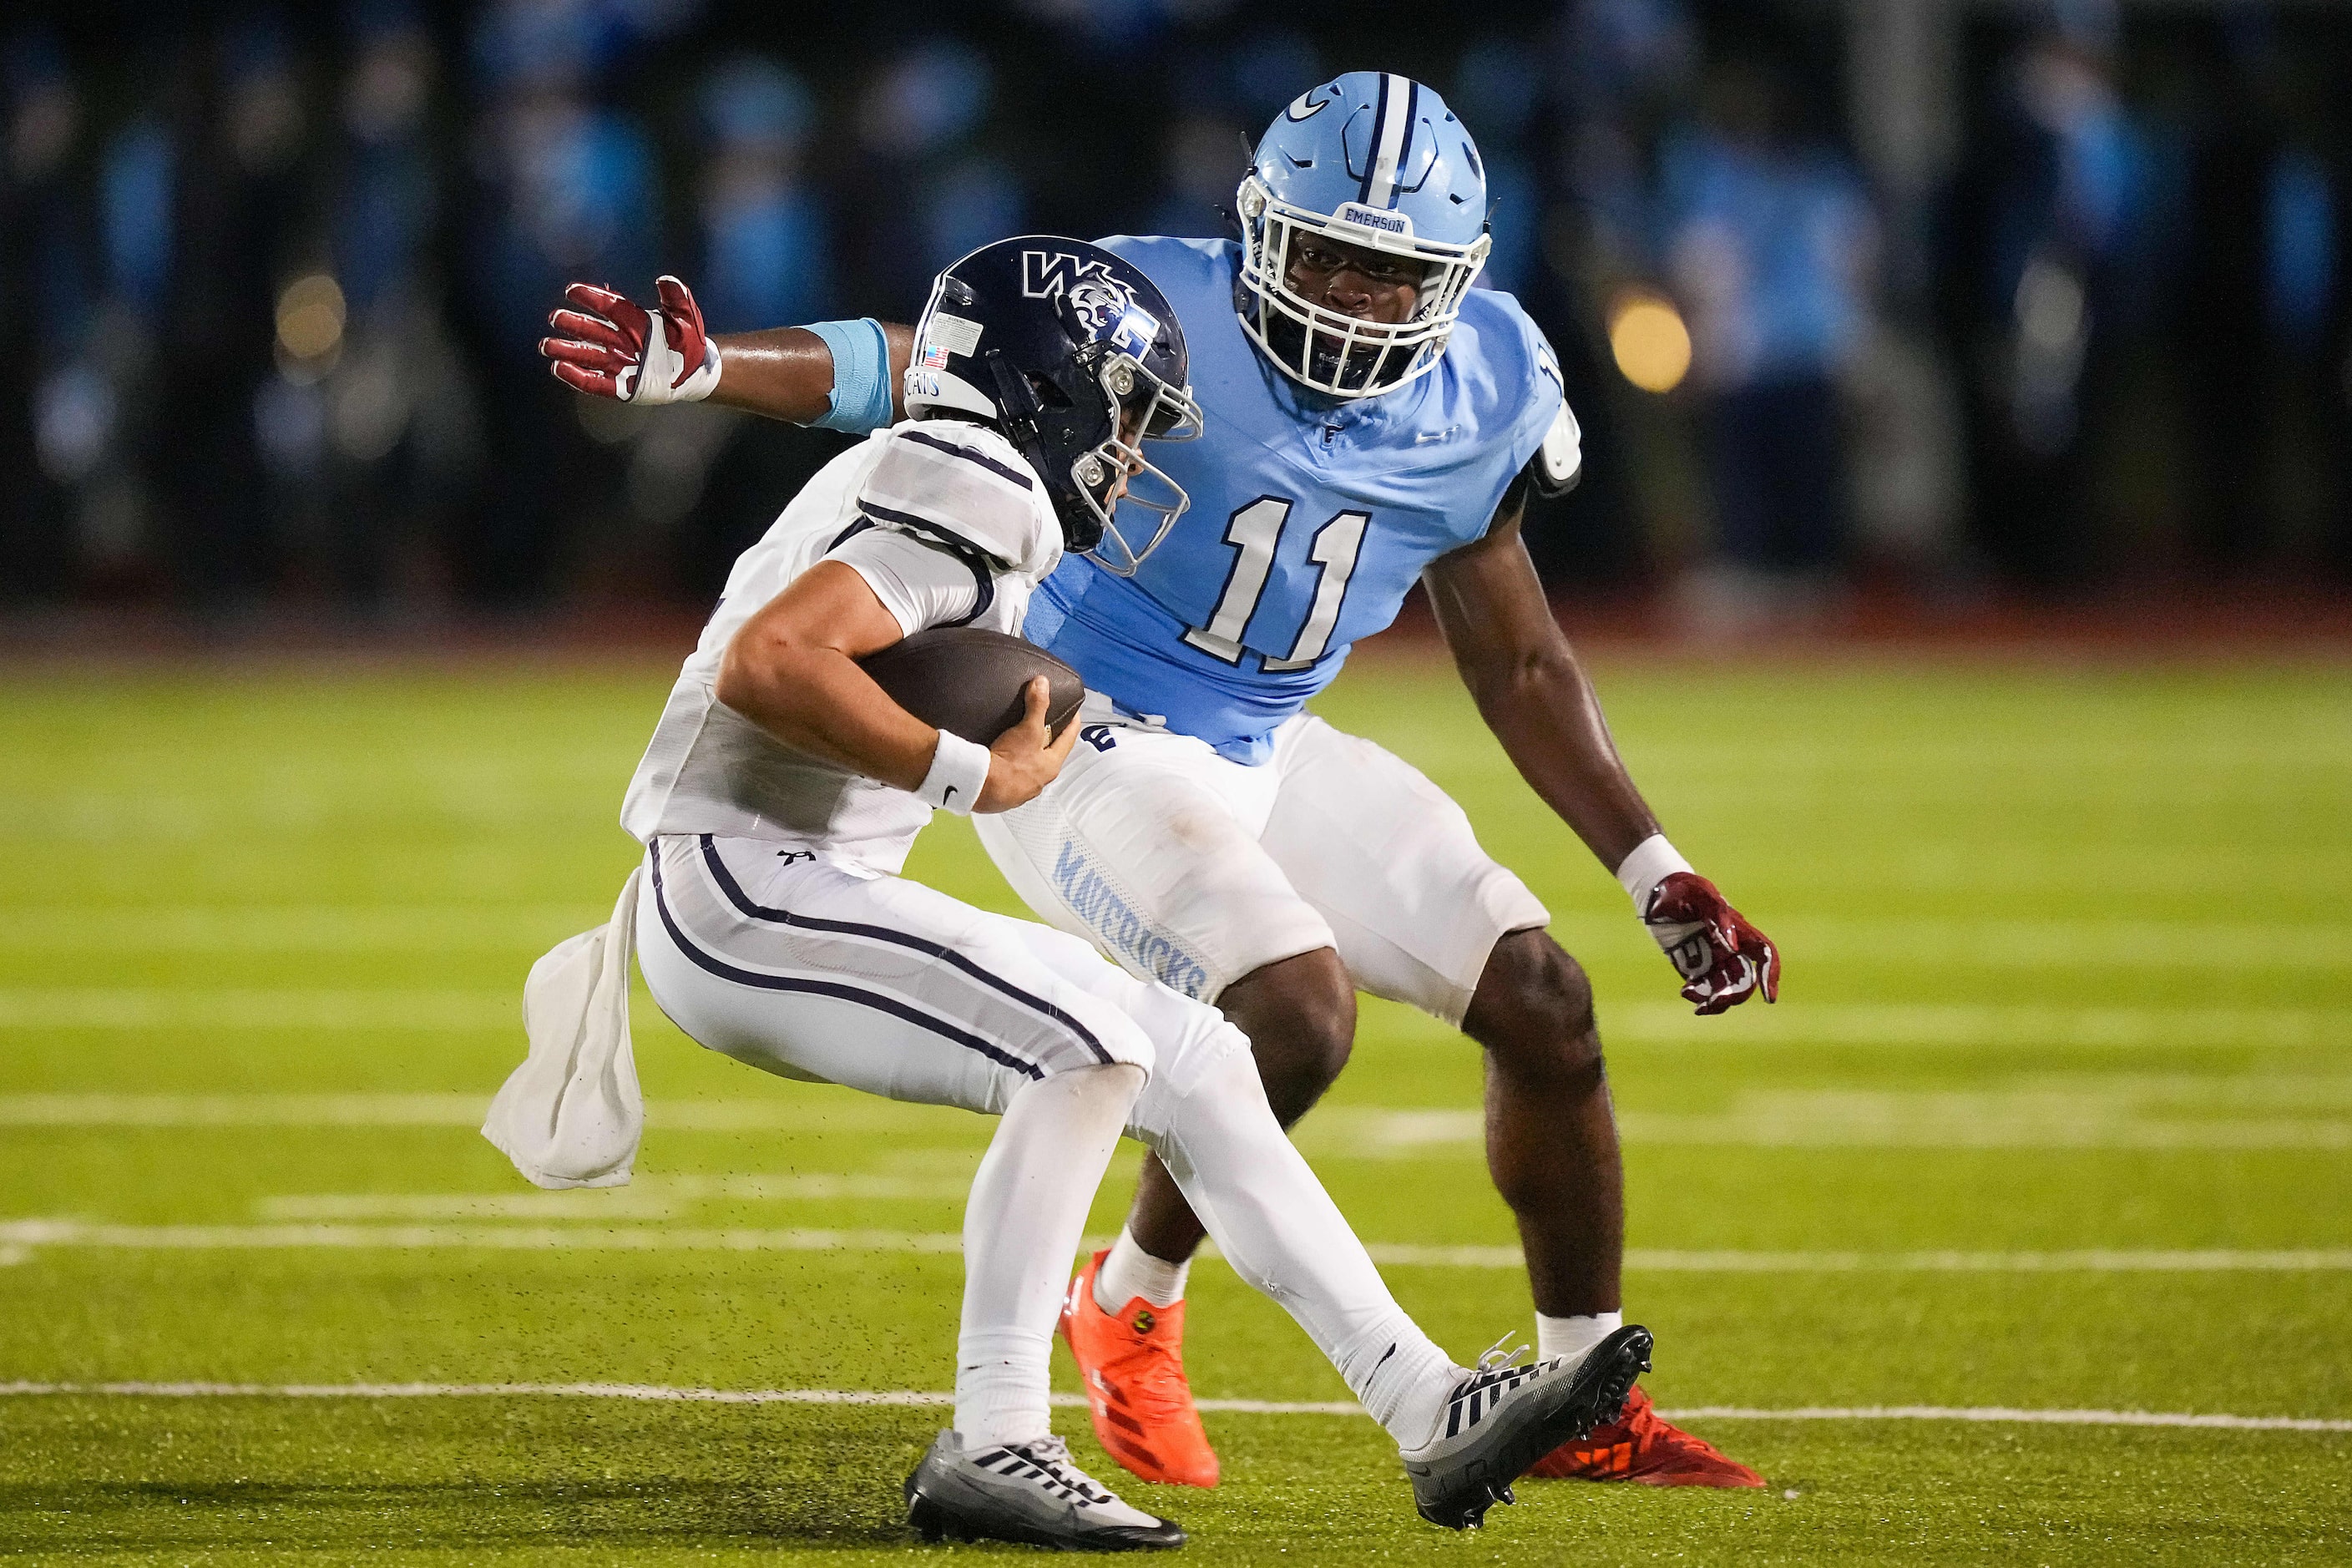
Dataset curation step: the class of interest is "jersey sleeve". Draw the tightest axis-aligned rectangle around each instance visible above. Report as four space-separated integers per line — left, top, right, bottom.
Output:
825 525 986 638
854 420 1060 578
1525 321 1582 497
1470 294 1577 522
1503 304 1570 476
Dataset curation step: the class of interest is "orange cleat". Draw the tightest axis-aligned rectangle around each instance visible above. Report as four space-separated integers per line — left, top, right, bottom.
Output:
1525 1385 1765 1487
1058 1249 1221 1488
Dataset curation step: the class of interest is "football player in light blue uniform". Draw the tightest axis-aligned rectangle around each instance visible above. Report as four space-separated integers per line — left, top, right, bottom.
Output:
1014 223 1563 763
541 70 1778 1493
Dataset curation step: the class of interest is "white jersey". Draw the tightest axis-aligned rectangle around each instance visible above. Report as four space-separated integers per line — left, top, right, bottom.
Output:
622 418 1064 871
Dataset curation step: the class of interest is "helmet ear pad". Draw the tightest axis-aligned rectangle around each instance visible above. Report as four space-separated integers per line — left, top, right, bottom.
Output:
984 347 1115 553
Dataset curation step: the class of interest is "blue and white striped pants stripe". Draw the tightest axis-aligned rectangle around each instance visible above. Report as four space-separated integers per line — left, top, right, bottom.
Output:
637 834 1169 1119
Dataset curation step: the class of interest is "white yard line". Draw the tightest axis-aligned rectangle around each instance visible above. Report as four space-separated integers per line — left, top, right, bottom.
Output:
1 999 2344 1051
1372 1246 2352 1272
7 907 2346 967
0 1093 935 1132
1548 915 2352 969
1306 1105 2352 1153
0 1220 968 1255
256 1193 691 1222
0 1380 2341 1433
0 992 513 1030
1664 1405 2352 1433
1601 1003 2352 1050
1831 845 2352 893
0 1092 498 1125
255 1176 977 1219
9 1085 2352 1149
1569 740 2352 772
1638 1248 2352 1272
0 908 601 952
3 1221 2346 1272
1603 1119 2352 1150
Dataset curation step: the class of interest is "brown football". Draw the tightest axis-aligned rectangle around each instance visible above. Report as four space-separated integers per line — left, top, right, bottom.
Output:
859 627 1085 746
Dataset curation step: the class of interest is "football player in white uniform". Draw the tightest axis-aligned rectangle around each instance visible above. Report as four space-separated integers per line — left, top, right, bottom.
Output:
564 237 1655 1550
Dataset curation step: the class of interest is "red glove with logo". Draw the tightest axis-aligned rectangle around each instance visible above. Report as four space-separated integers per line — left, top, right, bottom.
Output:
1641 870 1780 1016
540 276 721 404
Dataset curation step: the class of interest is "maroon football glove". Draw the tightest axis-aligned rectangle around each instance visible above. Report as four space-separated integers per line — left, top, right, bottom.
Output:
1641 871 1780 1016
540 276 720 404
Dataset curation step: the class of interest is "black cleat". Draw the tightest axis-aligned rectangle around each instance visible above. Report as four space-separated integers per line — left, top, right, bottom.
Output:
904 1429 1186 1551
1399 1324 1655 1530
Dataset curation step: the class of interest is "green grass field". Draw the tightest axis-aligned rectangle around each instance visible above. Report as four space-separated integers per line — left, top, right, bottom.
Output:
2 647 2348 1565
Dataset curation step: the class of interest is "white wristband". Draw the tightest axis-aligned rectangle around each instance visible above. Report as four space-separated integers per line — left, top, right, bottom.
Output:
1616 833 1694 908
627 317 720 405
918 731 992 816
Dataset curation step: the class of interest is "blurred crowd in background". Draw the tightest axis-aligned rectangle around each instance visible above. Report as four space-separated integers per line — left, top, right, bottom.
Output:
3 0 2349 627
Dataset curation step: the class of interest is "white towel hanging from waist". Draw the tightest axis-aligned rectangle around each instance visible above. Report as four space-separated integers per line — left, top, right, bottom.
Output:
482 864 645 1189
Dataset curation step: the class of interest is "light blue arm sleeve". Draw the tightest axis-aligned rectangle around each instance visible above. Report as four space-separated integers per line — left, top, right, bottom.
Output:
803 317 896 433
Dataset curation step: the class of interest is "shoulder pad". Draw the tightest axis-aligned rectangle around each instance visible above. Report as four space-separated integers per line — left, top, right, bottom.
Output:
857 422 1056 576
1530 402 1582 498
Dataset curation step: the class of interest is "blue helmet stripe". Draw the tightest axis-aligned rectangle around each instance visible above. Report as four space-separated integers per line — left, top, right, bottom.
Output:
1361 72 1414 210
1395 77 1419 207
1358 73 1391 206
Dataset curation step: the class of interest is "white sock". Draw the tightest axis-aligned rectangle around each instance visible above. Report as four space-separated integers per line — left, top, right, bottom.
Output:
956 1325 1050 1452
1536 1310 1623 1365
953 1063 1145 1449
1093 1225 1191 1313
1341 1326 1459 1451
1140 1038 1458 1448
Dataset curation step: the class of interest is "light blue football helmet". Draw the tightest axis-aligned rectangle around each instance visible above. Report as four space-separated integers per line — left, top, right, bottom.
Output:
1236 71 1493 398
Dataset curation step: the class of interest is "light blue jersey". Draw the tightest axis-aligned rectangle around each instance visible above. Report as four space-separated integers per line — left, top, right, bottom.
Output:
1023 235 1564 764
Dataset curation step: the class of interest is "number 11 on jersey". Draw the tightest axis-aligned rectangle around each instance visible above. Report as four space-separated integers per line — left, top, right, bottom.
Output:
1182 497 1368 670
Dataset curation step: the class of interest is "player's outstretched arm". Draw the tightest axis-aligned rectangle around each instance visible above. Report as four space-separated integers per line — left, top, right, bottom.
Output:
1423 502 1778 1014
714 563 1075 812
540 276 914 426
703 320 917 423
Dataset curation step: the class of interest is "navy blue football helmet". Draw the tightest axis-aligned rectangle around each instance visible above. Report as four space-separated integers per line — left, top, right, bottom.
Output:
903 236 1202 574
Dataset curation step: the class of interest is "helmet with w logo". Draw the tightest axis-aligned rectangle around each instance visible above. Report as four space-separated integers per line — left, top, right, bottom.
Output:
1237 72 1492 398
903 236 1203 574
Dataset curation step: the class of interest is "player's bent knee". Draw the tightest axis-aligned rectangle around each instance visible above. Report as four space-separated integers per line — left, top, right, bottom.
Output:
1220 948 1355 1125
1258 1029 1352 1126
1135 1044 1286 1191
1064 1060 1148 1107
1464 930 1601 1076
1036 992 1159 1086
1054 1041 1154 1087
1277 999 1355 1095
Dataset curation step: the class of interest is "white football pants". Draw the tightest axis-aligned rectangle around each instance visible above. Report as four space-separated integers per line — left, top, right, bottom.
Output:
636 834 1449 1439
978 700 1549 1024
